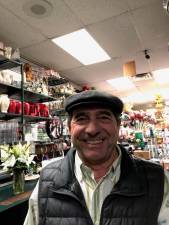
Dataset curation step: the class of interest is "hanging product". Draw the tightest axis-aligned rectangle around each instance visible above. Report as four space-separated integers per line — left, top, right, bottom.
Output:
45 116 63 140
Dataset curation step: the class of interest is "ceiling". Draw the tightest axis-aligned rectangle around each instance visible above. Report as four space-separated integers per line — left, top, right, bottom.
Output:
0 0 169 107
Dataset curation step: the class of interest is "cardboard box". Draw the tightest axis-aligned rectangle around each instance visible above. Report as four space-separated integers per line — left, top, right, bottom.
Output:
134 150 151 160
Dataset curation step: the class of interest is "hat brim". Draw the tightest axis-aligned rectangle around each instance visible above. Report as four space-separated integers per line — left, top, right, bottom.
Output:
65 90 123 117
66 100 122 117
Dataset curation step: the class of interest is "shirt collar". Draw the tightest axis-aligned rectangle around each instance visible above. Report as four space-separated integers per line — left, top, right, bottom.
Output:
74 145 122 183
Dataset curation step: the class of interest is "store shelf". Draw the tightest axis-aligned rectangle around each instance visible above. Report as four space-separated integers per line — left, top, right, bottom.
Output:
23 89 56 103
23 115 51 123
51 92 70 98
0 112 20 120
0 83 21 100
50 108 66 116
0 112 51 122
48 77 67 86
0 55 21 71
0 82 56 103
34 141 54 146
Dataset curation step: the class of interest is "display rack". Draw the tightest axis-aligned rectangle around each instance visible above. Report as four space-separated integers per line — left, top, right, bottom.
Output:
0 56 57 142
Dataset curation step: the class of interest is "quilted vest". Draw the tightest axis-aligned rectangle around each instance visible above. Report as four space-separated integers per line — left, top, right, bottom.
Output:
38 146 164 225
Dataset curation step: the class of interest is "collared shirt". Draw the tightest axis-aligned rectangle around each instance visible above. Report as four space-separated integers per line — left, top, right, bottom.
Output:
74 146 121 225
24 147 169 225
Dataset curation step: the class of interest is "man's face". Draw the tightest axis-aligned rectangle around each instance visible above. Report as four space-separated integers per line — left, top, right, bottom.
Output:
69 106 120 166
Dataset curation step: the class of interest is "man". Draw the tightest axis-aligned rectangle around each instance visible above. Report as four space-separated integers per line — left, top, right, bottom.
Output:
24 90 169 225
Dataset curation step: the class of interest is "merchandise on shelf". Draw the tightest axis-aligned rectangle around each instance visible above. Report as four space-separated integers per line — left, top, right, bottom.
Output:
120 106 169 163
0 55 73 178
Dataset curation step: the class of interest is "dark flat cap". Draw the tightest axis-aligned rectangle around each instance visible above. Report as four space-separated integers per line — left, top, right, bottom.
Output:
65 90 123 117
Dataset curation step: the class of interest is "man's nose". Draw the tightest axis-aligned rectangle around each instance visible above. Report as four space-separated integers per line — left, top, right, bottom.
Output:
85 120 100 135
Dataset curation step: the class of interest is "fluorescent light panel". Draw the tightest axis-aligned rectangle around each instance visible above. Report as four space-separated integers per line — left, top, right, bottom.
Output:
122 92 154 104
107 77 135 91
153 68 169 84
52 29 110 65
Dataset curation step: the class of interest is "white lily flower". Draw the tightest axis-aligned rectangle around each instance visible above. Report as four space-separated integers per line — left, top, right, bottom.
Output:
2 155 16 169
0 143 32 171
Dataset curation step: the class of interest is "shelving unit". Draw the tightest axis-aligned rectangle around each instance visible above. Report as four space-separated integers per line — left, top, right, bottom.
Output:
0 82 56 103
0 56 73 168
0 56 57 142
47 76 67 86
0 55 21 71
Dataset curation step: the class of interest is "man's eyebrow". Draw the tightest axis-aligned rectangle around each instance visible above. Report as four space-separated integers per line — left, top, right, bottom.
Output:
72 109 113 118
73 112 87 117
98 110 113 116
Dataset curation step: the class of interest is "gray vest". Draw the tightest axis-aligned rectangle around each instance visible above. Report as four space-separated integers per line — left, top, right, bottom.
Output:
38 147 164 225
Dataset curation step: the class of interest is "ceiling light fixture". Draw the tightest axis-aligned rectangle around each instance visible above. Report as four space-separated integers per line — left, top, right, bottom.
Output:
107 77 135 91
122 92 154 104
23 0 53 18
153 68 169 84
52 29 111 65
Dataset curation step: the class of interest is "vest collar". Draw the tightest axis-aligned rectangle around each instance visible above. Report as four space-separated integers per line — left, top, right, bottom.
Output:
52 146 147 197
112 145 147 196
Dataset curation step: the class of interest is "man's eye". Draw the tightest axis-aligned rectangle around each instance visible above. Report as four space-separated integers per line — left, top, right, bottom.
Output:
77 117 85 121
75 117 88 122
99 115 112 120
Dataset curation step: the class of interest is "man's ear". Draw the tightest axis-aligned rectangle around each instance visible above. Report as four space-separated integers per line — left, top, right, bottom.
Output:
68 125 71 134
117 118 121 127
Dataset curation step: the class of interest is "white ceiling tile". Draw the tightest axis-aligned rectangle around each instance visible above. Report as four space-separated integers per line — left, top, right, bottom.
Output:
0 4 45 48
64 0 129 25
91 81 117 92
61 66 92 84
131 1 169 49
84 59 123 80
21 40 82 71
148 46 169 71
0 0 83 38
87 12 142 58
129 53 151 74
127 0 159 10
61 58 123 85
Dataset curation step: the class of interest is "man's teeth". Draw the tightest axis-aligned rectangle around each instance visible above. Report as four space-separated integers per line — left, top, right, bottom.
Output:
86 140 103 144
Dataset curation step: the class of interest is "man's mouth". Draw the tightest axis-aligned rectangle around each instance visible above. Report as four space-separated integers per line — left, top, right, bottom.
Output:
83 138 104 145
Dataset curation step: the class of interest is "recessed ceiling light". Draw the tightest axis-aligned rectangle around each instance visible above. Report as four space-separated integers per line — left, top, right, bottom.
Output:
107 77 135 91
52 28 111 65
153 68 169 84
23 0 53 18
122 92 154 104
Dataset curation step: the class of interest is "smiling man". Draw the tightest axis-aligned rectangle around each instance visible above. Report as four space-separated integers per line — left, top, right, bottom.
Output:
24 90 169 225
69 106 120 181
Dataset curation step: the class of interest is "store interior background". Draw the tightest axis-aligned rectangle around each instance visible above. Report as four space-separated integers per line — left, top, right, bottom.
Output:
0 0 169 164
0 2 169 222
0 0 169 104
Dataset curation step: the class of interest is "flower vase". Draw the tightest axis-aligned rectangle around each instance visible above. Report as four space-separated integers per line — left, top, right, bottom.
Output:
0 94 10 113
13 169 25 195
